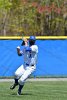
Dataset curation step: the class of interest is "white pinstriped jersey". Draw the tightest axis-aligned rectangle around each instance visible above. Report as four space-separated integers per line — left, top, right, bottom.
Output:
23 45 38 67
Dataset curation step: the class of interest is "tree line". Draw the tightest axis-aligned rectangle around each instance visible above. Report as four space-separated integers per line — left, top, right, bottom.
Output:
0 0 67 36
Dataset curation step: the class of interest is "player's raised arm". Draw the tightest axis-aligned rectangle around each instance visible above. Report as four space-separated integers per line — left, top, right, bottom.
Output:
17 37 28 56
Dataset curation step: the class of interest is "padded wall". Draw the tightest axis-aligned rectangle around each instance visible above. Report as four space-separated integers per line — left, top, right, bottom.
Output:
0 40 67 77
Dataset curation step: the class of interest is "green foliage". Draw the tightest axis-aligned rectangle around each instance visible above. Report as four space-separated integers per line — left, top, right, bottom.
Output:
0 0 12 10
0 0 67 36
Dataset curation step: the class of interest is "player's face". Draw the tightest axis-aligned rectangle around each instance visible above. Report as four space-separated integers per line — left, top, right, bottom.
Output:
29 40 35 46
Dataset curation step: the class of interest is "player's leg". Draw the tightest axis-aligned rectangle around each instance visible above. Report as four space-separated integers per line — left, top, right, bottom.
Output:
10 79 18 90
10 65 25 90
17 84 24 95
17 66 35 95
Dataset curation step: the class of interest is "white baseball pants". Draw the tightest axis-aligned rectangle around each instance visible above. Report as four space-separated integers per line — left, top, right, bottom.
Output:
14 65 35 85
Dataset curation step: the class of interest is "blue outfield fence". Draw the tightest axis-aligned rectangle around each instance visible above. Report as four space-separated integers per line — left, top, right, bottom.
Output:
0 39 67 77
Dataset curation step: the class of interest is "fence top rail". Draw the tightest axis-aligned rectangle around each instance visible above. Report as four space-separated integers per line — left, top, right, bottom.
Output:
0 36 67 40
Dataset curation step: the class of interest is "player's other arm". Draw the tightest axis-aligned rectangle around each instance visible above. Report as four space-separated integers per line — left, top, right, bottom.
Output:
31 45 38 53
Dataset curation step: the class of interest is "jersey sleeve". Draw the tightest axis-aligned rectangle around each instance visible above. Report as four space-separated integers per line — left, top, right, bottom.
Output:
31 45 38 53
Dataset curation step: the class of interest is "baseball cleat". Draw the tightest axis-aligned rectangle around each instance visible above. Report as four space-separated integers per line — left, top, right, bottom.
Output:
17 90 21 95
10 83 18 90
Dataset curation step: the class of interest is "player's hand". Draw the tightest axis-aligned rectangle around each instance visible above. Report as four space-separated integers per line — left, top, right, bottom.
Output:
22 37 28 42
17 46 20 49
22 37 28 46
17 46 20 54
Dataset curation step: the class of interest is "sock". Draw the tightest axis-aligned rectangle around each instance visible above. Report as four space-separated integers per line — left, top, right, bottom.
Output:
18 84 24 92
15 79 18 84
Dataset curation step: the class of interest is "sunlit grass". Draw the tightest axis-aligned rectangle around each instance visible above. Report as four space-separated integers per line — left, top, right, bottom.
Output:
0 81 67 100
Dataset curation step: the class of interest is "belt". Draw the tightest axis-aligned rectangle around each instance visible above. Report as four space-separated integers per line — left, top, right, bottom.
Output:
26 63 34 66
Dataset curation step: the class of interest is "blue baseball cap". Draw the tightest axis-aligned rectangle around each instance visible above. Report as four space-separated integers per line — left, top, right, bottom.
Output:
29 36 36 41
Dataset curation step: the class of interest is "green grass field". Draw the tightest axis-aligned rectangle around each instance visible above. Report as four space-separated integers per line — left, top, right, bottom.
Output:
0 81 67 100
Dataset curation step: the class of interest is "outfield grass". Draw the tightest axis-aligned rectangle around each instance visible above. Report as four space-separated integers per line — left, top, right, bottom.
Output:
0 81 67 100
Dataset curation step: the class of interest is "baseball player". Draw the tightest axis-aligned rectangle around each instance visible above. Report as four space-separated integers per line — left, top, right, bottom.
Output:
10 36 38 95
